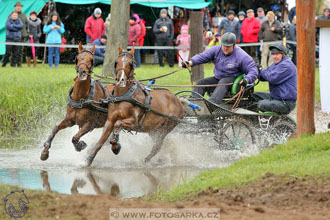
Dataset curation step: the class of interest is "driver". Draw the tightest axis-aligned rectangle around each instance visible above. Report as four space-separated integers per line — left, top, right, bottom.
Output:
252 43 297 114
183 32 258 105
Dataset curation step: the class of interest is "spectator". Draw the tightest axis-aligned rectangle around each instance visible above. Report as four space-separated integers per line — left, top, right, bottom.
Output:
288 6 296 23
256 7 268 63
128 16 141 67
105 13 111 36
207 33 221 48
259 11 282 68
183 33 258 105
288 16 296 65
2 11 23 67
91 34 107 67
317 8 330 20
256 7 268 25
133 13 145 68
43 11 65 68
203 30 213 48
234 11 245 43
84 8 105 44
240 9 261 62
153 9 174 67
26 11 41 68
218 10 237 36
14 2 28 67
176 24 190 68
252 43 297 114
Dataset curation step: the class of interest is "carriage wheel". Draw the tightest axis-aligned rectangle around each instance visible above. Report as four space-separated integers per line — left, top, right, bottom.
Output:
270 120 296 145
218 119 256 151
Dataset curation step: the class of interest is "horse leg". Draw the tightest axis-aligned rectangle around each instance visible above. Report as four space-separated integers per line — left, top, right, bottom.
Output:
86 119 114 166
110 117 136 155
72 123 92 152
143 132 168 163
41 118 73 161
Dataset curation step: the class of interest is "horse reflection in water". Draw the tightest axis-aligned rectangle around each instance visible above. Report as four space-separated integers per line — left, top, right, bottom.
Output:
86 45 184 166
40 43 113 161
40 170 161 198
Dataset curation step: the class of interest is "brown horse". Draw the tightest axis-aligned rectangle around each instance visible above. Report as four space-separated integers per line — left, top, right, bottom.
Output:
86 45 184 166
40 43 113 161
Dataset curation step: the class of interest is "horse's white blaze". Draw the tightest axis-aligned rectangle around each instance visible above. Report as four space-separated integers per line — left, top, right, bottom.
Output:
118 57 127 87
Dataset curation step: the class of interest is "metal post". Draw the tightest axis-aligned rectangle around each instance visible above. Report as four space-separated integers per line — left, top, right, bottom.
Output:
296 0 316 135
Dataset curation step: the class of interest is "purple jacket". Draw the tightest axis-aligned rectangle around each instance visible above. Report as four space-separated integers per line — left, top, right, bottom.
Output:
260 57 297 101
190 46 258 83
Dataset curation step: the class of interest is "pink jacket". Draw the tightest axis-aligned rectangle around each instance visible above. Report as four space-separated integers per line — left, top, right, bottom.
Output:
84 15 105 43
128 22 141 46
176 34 191 51
240 17 261 43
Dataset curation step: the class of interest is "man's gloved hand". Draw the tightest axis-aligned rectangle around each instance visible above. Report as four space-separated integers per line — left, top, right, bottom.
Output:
239 78 248 87
182 61 191 68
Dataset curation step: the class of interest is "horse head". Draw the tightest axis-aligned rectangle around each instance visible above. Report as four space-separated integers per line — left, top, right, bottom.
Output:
75 42 95 81
114 44 135 88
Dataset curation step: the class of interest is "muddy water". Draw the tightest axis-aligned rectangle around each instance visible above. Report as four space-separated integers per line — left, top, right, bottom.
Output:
0 126 260 198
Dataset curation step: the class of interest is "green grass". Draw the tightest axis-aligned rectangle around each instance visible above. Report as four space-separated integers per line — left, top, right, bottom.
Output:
149 132 330 202
0 63 320 143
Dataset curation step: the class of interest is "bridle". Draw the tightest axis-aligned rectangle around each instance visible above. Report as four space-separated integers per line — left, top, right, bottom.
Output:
114 52 136 80
75 50 94 74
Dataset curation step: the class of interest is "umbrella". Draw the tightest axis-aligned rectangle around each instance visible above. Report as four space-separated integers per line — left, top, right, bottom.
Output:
30 36 35 59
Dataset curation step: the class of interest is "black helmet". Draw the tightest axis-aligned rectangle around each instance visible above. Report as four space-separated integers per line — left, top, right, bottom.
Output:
221 32 236 46
269 43 287 54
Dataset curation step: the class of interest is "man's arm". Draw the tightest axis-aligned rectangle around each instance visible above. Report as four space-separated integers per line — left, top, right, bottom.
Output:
241 54 258 83
260 62 294 85
190 45 218 66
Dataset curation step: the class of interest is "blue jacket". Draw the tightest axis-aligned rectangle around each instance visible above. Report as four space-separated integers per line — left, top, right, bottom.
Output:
91 38 105 58
6 17 23 40
260 57 297 101
43 21 65 44
218 18 237 35
190 45 258 83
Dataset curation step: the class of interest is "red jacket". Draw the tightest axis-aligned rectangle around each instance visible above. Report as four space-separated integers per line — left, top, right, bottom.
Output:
84 15 105 43
240 17 261 43
138 19 146 46
128 22 141 46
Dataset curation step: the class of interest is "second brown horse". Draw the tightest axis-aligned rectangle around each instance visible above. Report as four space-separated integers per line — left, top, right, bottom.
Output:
86 45 184 166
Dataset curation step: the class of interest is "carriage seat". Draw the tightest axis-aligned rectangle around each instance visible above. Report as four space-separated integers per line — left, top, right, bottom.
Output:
206 74 254 99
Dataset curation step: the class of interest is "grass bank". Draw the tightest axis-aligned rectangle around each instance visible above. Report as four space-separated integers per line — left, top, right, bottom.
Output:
149 132 330 202
0 63 319 142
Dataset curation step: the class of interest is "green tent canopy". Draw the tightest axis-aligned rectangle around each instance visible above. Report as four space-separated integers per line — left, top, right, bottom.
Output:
0 0 212 55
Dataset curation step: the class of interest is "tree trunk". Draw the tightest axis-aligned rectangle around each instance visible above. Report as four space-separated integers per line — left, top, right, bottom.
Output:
190 11 204 82
296 0 316 135
102 0 130 76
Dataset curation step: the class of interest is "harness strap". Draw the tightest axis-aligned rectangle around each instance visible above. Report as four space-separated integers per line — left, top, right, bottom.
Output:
67 78 96 108
67 78 108 113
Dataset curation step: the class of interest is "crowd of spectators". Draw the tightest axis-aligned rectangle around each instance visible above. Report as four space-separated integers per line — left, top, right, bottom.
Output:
1 2 330 68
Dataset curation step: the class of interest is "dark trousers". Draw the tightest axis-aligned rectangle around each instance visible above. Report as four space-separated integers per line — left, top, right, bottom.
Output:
193 76 235 104
252 92 296 114
156 38 174 67
2 38 21 67
244 46 257 62
17 38 26 67
94 55 104 67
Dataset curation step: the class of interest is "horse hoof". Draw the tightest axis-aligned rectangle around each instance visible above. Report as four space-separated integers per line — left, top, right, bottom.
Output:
111 143 121 155
85 155 95 167
75 141 87 152
40 149 49 161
